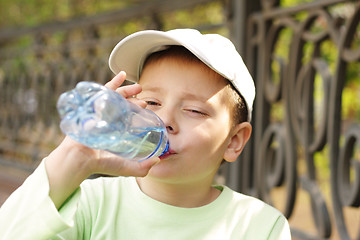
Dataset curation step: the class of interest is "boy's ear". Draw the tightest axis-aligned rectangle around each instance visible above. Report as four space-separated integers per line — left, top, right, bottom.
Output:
223 122 252 163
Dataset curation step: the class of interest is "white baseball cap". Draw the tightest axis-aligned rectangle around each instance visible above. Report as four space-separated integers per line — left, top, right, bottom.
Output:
109 29 255 121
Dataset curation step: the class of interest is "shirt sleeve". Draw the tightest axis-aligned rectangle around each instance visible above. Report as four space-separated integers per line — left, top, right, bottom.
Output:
268 215 292 240
0 159 82 240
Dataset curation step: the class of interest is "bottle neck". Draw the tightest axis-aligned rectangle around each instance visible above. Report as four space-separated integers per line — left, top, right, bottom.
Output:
160 140 169 156
142 131 168 161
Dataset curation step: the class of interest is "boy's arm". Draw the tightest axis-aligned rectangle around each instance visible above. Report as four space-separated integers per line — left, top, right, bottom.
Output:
0 159 76 240
0 72 159 239
46 71 159 209
45 136 159 209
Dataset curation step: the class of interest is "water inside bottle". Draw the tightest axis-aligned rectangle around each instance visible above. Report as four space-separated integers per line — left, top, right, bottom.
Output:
70 126 168 161
114 127 167 160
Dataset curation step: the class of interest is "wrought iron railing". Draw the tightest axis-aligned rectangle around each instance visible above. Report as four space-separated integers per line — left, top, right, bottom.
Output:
242 0 360 239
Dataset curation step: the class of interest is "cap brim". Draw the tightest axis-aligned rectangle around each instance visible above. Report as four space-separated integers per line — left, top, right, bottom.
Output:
109 30 187 82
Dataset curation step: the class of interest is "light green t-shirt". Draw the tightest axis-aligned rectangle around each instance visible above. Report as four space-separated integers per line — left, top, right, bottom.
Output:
0 160 291 239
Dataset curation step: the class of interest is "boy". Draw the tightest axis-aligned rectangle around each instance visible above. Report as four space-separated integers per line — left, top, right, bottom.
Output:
0 29 291 239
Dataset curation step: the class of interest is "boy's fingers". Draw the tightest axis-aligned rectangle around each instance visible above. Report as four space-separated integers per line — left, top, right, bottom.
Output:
133 157 160 176
105 71 143 99
95 153 160 177
115 84 143 98
127 98 147 109
105 71 127 90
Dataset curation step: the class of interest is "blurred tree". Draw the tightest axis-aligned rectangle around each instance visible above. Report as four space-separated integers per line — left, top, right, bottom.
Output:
0 0 138 28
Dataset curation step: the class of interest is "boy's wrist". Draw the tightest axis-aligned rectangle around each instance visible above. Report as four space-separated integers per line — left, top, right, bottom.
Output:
45 137 93 208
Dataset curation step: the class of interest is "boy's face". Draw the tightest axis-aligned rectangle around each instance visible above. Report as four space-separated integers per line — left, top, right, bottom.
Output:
138 58 237 185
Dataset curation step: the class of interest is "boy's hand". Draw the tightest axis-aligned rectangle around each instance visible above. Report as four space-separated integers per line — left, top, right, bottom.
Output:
46 72 158 209
105 71 147 109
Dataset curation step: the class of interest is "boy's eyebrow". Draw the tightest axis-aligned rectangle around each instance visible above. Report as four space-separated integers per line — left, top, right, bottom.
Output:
140 86 160 93
182 92 210 102
142 86 210 102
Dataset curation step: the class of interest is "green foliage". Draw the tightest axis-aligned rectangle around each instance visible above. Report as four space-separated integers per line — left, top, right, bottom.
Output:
281 0 313 7
0 0 130 28
162 2 224 30
342 79 360 120
0 0 227 30
314 146 330 182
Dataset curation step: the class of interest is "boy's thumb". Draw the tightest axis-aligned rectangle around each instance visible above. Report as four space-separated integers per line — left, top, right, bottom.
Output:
136 157 160 176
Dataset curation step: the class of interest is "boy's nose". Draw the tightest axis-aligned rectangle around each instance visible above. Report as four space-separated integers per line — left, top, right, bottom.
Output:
163 116 178 134
157 107 178 134
166 125 175 133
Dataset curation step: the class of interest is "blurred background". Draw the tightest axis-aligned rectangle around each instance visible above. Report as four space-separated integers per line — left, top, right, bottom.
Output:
0 0 359 239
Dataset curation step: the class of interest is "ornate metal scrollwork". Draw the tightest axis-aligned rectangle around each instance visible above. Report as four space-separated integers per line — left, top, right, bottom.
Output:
248 1 360 239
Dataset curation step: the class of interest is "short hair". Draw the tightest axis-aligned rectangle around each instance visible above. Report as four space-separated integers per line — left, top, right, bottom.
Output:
141 45 248 125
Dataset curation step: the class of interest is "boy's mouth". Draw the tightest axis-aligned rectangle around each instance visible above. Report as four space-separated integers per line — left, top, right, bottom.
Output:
159 148 176 160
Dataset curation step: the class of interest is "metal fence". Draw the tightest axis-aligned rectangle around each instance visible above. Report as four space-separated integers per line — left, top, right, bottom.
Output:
0 0 359 239
241 0 360 239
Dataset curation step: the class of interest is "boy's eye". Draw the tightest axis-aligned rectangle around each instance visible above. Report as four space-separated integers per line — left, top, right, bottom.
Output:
145 100 160 106
186 109 208 116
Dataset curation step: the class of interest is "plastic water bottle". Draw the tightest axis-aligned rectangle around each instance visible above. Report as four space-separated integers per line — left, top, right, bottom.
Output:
56 81 169 161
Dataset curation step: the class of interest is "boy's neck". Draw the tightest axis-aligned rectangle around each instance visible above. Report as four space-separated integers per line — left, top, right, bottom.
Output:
136 177 221 208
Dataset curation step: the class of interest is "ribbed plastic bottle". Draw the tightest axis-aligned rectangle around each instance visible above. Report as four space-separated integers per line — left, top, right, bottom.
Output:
56 81 169 161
